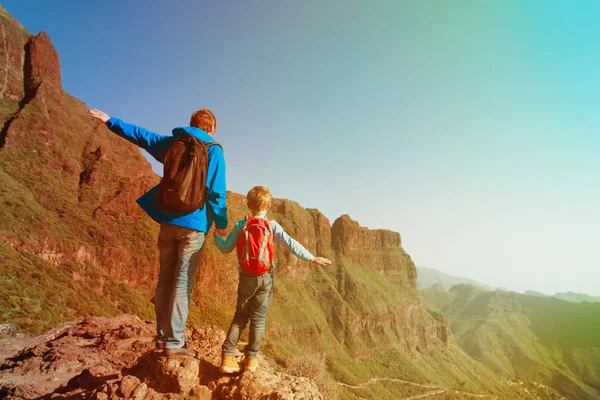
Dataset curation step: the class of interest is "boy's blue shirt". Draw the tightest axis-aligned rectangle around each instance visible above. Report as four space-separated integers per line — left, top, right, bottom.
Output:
106 117 228 231
214 214 314 263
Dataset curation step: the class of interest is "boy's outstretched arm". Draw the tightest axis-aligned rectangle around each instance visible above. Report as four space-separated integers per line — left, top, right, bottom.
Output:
271 221 332 265
214 220 244 254
310 256 332 266
90 109 172 163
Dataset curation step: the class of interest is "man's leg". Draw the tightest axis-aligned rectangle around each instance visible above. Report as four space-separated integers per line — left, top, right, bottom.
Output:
165 227 206 349
155 223 178 346
245 272 273 359
222 274 257 356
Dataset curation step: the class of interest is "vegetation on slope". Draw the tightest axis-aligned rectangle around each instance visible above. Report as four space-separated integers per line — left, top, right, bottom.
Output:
422 284 600 399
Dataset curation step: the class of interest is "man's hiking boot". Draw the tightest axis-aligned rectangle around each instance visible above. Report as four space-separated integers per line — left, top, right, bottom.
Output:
244 357 258 372
154 335 165 350
220 355 241 374
164 345 195 357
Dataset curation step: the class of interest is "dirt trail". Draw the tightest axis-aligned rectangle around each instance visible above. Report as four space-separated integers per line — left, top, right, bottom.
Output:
337 376 498 399
402 389 446 399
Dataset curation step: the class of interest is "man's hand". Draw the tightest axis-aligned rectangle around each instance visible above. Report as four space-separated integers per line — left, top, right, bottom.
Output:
213 228 227 237
90 109 110 123
310 256 332 266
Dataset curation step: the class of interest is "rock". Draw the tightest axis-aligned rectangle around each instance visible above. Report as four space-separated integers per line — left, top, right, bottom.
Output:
0 315 324 399
129 381 148 400
153 355 199 396
24 31 62 95
119 375 141 398
0 324 20 338
190 384 212 400
331 214 401 254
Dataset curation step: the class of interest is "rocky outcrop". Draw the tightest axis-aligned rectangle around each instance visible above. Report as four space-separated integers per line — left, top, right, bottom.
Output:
24 31 61 99
0 315 323 399
332 214 401 253
0 7 29 104
307 208 332 257
332 214 417 288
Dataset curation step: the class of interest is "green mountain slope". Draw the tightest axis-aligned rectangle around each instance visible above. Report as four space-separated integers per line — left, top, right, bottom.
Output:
422 284 600 399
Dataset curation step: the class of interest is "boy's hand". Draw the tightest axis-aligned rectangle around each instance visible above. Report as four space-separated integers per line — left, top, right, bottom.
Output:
310 257 332 266
213 228 227 237
90 109 110 123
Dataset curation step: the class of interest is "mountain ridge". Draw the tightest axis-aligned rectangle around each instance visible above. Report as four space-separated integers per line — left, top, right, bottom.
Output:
416 266 497 292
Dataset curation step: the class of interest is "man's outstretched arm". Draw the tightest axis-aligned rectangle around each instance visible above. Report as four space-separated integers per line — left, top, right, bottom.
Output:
90 109 171 163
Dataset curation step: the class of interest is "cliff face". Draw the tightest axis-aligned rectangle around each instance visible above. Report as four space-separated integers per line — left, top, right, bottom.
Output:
0 7 160 295
332 214 416 287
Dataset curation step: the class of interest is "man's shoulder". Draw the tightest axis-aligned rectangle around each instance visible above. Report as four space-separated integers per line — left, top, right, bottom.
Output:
206 141 224 159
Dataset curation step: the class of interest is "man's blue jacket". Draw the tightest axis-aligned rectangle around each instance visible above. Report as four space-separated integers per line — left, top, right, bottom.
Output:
106 117 228 232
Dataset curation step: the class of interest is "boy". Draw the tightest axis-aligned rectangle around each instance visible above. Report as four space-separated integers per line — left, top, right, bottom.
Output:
214 186 331 373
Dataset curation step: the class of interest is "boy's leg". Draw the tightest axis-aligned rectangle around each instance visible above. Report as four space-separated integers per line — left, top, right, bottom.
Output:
245 271 274 359
222 274 258 356
165 226 206 349
155 223 178 346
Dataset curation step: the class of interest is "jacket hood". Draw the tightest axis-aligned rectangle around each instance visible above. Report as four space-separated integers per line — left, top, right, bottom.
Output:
172 126 215 143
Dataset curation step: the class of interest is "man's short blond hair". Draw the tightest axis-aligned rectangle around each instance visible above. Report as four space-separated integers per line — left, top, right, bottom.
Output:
247 186 272 213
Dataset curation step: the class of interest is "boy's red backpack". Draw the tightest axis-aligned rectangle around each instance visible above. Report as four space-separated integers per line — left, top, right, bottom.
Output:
236 216 274 276
160 135 221 214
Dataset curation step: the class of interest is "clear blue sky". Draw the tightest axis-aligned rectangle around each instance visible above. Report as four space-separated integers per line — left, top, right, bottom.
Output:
5 0 599 295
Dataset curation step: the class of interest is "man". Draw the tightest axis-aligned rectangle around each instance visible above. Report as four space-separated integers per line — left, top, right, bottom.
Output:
90 108 227 356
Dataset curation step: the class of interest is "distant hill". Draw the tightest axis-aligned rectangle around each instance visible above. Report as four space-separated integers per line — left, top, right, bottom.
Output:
422 284 600 399
525 290 600 303
420 269 600 304
524 290 549 298
416 266 496 291
553 291 600 303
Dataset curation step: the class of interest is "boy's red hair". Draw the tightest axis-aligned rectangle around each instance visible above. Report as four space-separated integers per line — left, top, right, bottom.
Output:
247 186 272 213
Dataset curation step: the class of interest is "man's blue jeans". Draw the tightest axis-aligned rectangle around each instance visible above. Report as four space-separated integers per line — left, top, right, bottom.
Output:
222 269 274 359
155 222 205 349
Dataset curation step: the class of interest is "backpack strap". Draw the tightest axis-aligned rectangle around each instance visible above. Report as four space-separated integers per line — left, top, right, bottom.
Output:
257 222 273 267
205 142 222 150
241 216 251 265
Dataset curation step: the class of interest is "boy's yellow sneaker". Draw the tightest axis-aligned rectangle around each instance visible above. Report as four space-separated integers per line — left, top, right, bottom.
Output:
244 357 258 372
220 355 240 374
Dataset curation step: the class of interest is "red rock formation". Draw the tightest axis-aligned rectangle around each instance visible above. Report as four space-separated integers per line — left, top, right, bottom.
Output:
0 315 323 399
0 7 29 103
332 214 401 253
24 31 61 97
332 214 417 287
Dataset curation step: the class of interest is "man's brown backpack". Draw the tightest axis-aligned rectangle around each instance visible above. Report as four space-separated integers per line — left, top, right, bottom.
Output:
159 135 222 214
